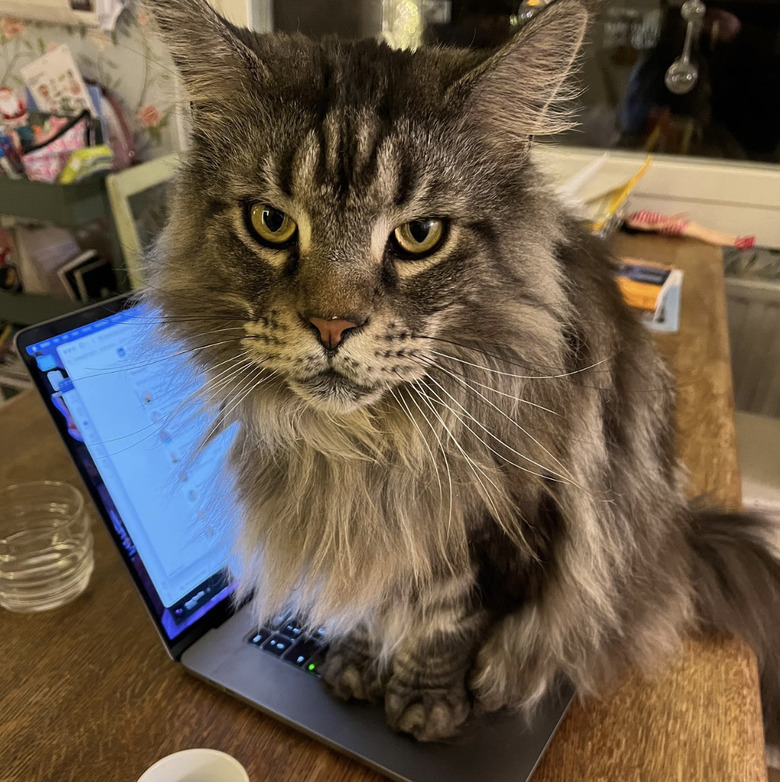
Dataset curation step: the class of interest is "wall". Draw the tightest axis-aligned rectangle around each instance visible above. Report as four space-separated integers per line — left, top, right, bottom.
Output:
0 4 181 160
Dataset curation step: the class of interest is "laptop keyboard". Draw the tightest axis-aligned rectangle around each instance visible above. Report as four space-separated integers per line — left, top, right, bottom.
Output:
246 613 328 676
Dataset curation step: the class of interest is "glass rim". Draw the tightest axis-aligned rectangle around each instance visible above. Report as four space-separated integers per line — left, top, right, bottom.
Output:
0 481 85 540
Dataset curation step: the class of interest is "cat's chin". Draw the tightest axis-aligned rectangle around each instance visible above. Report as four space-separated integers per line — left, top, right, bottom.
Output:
287 372 384 415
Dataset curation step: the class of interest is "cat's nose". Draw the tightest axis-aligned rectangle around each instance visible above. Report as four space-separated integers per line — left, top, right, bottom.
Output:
306 316 362 351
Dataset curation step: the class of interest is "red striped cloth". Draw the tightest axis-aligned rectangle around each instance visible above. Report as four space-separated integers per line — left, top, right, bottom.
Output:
626 210 755 249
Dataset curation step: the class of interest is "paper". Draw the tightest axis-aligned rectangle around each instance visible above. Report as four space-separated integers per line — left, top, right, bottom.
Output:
20 45 97 118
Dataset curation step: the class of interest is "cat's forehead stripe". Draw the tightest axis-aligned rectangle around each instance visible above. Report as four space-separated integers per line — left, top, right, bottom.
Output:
273 106 413 209
290 131 320 197
319 109 387 199
258 62 442 217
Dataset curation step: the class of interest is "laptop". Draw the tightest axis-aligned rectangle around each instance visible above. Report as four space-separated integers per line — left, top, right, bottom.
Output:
16 295 573 782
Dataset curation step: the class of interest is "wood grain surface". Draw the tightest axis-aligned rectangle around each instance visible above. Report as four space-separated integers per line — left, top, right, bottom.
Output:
0 235 766 782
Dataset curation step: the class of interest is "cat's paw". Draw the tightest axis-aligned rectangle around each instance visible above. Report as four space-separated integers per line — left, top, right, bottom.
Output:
384 677 471 742
468 652 512 713
321 645 382 703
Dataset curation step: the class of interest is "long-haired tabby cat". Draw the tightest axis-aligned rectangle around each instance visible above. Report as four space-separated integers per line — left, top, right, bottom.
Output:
144 0 780 743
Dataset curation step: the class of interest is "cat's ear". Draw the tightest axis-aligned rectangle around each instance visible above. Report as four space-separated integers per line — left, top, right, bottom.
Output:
143 0 266 107
449 1 588 142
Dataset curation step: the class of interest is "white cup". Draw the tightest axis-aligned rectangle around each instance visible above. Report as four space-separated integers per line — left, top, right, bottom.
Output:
136 748 250 782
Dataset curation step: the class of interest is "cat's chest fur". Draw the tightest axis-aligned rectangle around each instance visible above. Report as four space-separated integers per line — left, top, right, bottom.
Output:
228 409 490 627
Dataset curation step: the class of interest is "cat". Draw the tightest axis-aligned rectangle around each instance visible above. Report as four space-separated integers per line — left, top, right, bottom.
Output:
143 0 780 743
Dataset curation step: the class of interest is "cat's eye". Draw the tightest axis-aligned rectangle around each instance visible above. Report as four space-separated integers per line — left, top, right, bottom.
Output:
247 203 297 246
393 219 445 257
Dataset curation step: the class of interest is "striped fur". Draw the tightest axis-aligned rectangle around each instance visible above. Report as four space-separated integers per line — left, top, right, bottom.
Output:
144 0 780 742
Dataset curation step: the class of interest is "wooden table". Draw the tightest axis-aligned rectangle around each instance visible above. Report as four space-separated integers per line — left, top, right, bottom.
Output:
1 235 767 782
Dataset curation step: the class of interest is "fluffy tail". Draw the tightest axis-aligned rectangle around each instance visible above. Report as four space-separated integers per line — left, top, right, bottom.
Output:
688 509 780 741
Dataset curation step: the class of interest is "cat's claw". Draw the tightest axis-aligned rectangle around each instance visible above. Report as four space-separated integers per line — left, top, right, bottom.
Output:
384 679 471 742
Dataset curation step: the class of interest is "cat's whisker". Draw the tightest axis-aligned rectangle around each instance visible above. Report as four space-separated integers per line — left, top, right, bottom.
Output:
139 281 250 310
205 357 258 405
421 358 571 476
389 387 445 513
203 350 258 379
157 359 252 428
121 313 247 325
429 349 612 381
417 379 541 554
414 333 615 377
197 366 274 453
421 358 580 487
419 357 609 451
95 389 221 458
188 359 260 435
218 364 271 427
419 374 572 486
137 327 253 367
208 353 255 384
216 363 265 415
232 371 274 417
169 367 265 479
157 353 253 412
401 380 455 536
423 357 561 417
411 380 507 530
85 353 254 451
184 325 248 337
82 338 246 376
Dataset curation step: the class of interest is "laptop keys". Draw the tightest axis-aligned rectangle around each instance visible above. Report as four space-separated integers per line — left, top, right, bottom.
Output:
248 629 270 647
246 617 327 677
278 619 303 640
283 637 321 667
263 633 294 656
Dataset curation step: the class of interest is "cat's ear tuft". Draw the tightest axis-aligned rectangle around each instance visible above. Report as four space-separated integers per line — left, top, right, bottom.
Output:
143 0 266 106
449 1 588 143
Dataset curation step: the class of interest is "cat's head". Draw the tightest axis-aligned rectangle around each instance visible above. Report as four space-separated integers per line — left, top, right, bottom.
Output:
144 0 587 417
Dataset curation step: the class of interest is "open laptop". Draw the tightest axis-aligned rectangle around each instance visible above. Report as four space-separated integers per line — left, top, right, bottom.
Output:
17 295 573 782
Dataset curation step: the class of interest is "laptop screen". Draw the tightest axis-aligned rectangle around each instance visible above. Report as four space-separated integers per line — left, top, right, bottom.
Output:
20 301 237 646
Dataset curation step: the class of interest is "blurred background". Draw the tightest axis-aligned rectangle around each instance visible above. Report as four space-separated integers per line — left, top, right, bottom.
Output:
273 0 780 163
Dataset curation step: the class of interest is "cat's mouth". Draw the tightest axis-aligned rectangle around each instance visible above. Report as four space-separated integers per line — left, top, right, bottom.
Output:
288 369 379 410
310 369 374 394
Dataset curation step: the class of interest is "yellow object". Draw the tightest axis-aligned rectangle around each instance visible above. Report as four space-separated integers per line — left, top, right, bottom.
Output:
588 156 652 234
615 257 675 313
58 145 114 185
616 277 663 312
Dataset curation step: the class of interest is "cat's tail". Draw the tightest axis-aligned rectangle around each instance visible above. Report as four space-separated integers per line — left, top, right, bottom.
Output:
688 508 780 741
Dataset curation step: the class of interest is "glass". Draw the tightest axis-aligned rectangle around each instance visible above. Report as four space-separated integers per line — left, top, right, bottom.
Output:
414 1 780 164
268 1 780 162
0 481 94 612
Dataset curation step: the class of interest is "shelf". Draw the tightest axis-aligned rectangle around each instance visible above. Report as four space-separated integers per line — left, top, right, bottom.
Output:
0 175 110 228
0 290 82 326
0 174 125 325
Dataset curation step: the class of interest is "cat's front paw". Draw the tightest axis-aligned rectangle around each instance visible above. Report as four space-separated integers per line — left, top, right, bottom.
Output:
384 676 471 742
321 643 383 703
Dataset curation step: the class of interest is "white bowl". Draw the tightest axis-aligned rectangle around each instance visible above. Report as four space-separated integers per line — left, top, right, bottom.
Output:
137 748 250 782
